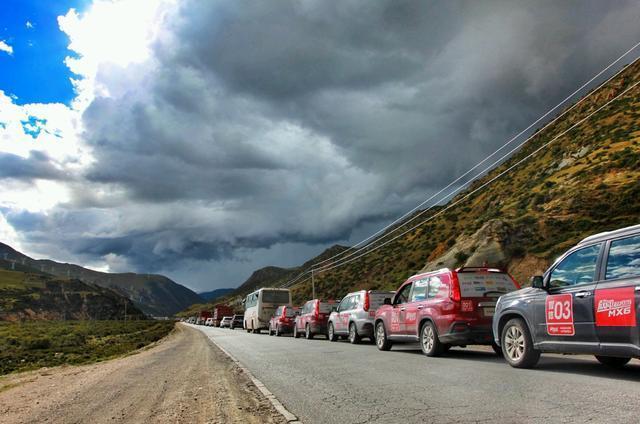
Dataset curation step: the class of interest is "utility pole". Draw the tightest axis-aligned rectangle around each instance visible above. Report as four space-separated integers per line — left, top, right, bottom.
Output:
312 269 316 300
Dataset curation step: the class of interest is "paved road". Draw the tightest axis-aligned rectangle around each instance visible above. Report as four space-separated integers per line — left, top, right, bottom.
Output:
194 324 640 424
0 325 285 424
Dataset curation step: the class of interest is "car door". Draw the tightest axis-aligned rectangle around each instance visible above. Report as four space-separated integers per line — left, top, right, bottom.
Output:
595 233 640 350
390 283 413 336
335 296 351 334
405 278 428 337
534 243 603 350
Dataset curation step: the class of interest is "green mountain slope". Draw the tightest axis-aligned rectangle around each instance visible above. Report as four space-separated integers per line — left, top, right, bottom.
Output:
0 243 202 316
0 265 144 321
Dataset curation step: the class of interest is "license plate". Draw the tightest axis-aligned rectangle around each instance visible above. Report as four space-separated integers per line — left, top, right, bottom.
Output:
483 307 495 317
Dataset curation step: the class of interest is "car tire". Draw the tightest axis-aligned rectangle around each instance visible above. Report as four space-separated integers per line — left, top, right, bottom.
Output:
328 322 338 342
420 321 444 357
305 324 313 339
595 355 631 368
375 321 392 351
501 318 540 368
348 323 361 344
293 325 300 338
491 341 503 357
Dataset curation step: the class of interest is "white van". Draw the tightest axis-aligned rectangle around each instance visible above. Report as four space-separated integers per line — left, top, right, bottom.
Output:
243 288 292 333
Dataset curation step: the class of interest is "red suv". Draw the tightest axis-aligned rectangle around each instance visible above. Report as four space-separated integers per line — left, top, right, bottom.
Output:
375 267 520 356
293 299 337 339
268 305 298 336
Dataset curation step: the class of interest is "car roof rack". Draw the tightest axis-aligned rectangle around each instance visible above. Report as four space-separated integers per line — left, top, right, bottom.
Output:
456 266 504 273
578 223 640 245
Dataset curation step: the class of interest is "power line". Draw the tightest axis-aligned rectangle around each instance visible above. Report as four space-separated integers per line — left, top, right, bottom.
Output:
313 77 640 274
312 41 640 269
278 42 640 289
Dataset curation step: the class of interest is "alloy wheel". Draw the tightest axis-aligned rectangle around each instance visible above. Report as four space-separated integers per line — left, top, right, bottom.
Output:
504 325 525 362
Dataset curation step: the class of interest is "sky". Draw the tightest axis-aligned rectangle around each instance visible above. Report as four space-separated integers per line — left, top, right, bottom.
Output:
1 0 639 293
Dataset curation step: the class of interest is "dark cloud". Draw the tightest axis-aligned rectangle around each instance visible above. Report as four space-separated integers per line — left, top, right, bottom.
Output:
0 151 66 181
6 0 640 291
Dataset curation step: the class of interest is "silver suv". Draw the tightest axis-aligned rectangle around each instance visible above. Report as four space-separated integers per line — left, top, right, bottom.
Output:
328 290 395 344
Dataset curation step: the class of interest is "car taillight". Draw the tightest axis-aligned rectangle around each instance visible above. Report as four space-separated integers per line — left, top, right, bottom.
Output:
450 274 461 302
282 307 287 319
363 291 370 312
314 300 320 320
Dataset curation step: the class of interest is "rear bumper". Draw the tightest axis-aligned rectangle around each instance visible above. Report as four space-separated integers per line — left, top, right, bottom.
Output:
439 322 494 345
356 320 375 337
309 323 327 334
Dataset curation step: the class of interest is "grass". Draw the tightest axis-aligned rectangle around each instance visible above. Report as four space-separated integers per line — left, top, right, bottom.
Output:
0 320 175 375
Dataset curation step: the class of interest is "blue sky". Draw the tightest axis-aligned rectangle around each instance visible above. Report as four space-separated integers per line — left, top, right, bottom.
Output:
0 0 88 105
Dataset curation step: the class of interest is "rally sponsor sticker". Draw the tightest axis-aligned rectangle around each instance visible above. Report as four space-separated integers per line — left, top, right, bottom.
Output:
545 294 575 336
595 287 636 327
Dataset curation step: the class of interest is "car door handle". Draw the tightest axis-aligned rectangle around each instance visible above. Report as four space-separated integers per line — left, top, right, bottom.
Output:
417 305 424 310
574 291 592 298
400 307 406 311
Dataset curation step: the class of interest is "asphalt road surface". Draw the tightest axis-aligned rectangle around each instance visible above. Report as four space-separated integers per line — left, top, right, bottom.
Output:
194 324 640 424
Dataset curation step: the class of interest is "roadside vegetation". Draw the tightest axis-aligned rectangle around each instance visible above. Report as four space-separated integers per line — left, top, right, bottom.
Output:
0 320 175 375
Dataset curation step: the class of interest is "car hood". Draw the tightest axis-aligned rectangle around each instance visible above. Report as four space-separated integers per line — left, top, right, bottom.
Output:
499 287 539 303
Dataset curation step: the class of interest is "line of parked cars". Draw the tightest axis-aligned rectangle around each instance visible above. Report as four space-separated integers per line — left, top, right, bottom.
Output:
240 224 640 369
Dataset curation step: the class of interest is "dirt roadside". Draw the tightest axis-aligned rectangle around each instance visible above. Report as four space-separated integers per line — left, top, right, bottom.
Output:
0 323 287 424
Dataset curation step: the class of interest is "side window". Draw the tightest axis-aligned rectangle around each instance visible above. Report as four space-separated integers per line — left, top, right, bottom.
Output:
549 244 601 288
338 296 350 312
410 279 428 302
351 294 361 310
606 235 640 280
428 276 443 298
394 283 413 305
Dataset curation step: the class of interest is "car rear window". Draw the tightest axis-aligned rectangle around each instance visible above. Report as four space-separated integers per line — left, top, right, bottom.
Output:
457 272 519 297
285 307 297 317
369 292 393 310
318 302 336 313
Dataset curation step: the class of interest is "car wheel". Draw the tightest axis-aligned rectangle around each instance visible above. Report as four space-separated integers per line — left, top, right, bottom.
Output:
501 318 540 368
305 324 313 339
293 325 300 338
328 322 338 342
491 341 503 357
275 325 281 337
420 321 444 357
595 355 631 368
375 321 392 351
348 323 361 344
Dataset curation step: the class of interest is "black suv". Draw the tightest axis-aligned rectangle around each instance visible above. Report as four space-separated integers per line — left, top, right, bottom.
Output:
493 224 640 368
230 314 244 329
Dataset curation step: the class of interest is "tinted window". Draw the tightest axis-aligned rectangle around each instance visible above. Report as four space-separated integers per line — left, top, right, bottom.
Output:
394 283 413 305
410 279 428 302
262 290 290 304
549 244 601 288
606 235 640 280
428 276 443 298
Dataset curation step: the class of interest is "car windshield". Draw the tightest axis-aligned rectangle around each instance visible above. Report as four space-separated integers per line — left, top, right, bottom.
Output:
262 290 290 304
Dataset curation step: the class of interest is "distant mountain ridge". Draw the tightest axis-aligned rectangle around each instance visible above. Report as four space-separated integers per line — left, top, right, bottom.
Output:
198 288 235 301
0 242 202 316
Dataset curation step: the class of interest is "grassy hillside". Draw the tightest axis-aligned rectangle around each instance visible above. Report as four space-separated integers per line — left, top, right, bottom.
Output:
0 266 145 321
0 320 174 375
0 243 202 317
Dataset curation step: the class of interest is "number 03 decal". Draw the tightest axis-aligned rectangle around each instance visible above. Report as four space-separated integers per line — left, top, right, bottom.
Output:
545 294 575 336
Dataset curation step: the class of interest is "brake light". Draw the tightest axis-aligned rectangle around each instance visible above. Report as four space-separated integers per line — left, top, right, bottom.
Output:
314 299 320 320
450 273 461 302
363 291 370 312
282 307 287 319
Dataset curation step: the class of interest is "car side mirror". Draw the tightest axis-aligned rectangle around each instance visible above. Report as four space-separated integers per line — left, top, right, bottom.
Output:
531 275 545 289
383 298 391 305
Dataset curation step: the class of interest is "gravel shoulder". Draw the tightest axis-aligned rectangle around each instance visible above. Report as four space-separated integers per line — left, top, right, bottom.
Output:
0 323 287 424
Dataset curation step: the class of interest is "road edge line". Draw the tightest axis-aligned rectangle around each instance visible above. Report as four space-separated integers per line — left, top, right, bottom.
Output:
202 330 302 423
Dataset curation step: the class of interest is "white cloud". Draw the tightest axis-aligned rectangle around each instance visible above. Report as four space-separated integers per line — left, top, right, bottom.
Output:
0 40 13 55
26 21 34 29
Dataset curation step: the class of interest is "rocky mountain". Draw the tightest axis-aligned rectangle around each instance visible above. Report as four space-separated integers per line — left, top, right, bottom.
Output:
0 243 202 316
0 261 144 321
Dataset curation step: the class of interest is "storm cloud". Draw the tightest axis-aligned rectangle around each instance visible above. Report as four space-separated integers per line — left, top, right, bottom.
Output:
5 0 640 291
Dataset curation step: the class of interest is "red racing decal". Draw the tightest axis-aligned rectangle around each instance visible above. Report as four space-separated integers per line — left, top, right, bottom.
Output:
546 294 575 336
595 287 636 327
